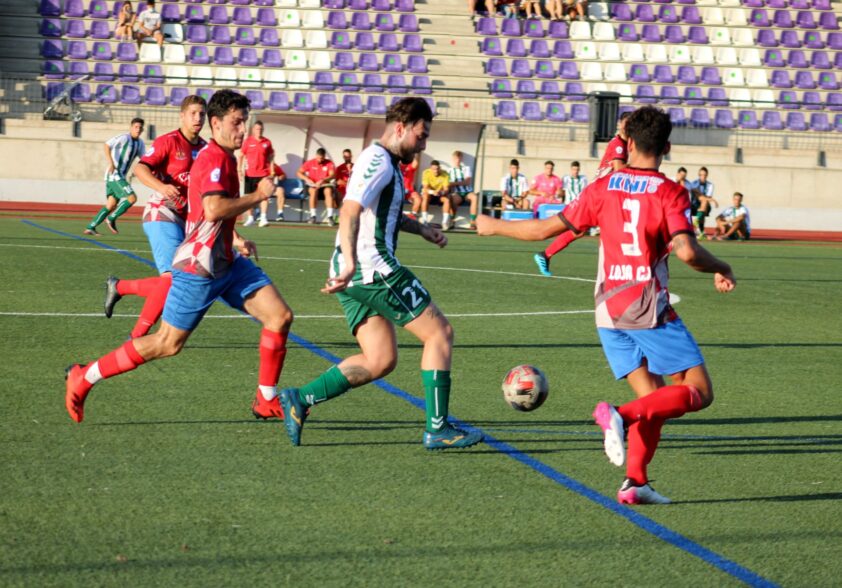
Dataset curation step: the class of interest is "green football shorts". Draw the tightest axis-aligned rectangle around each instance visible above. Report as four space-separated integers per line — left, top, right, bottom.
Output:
105 175 136 200
337 266 432 334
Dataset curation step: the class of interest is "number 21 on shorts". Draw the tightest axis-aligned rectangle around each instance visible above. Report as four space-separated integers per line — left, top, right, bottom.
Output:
401 279 428 310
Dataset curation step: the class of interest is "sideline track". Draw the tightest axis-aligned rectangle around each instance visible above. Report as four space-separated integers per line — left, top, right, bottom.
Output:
21 219 778 588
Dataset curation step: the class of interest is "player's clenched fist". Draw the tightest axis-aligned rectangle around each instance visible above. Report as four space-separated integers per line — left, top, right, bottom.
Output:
257 177 275 200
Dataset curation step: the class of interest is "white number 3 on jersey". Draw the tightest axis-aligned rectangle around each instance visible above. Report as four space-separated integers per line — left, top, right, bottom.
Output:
621 198 643 257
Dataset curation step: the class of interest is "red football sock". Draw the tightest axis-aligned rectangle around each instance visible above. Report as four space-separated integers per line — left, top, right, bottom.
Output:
543 230 578 259
258 329 288 387
625 418 664 486
95 340 147 380
618 385 703 424
116 276 161 297
130 274 172 338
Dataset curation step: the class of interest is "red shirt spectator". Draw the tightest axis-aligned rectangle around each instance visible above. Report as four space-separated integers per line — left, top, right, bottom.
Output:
300 156 336 185
241 134 273 179
335 149 354 198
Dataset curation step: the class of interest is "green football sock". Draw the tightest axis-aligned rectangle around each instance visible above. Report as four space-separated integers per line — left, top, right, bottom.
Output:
107 198 133 221
88 207 110 229
297 365 352 406
695 212 706 232
422 369 450 433
470 213 477 221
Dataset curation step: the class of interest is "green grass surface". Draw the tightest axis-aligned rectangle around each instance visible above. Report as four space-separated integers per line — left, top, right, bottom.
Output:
1 217 841 587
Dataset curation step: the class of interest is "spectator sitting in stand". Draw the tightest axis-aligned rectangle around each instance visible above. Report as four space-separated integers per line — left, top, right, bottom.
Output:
563 0 588 21
116 1 135 42
500 158 530 210
420 160 451 226
448 151 479 230
521 0 543 18
135 0 164 49
562 160 588 204
714 192 751 241
297 147 337 226
528 160 564 215
688 166 718 238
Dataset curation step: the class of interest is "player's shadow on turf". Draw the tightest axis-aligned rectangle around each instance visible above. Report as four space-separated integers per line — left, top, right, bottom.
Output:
674 492 842 505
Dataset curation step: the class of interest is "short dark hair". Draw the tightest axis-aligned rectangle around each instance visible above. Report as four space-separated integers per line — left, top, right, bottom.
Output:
385 97 433 125
571 161 580 167
343 148 351 155
544 160 554 167
146 0 155 5
677 166 687 174
207 89 250 124
699 166 709 173
131 117 144 127
733 191 743 199
624 106 671 157
252 120 264 128
510 159 520 167
316 147 326 157
430 160 440 166
180 94 206 112
619 111 632 121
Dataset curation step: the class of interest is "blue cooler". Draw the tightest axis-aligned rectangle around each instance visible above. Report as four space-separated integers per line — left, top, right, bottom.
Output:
501 210 534 221
537 203 566 219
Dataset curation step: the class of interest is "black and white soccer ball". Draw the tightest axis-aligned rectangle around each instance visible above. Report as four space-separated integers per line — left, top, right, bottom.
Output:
502 365 549 412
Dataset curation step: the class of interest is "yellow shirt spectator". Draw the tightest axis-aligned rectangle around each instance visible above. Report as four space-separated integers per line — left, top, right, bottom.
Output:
421 166 449 196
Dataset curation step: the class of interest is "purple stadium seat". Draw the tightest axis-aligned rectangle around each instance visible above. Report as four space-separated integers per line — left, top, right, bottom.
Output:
411 75 431 94
771 70 794 87
701 67 721 85
93 62 114 81
95 84 118 103
403 34 423 52
90 20 111 39
781 30 802 47
764 49 785 67
185 5 206 24
376 14 396 31
143 64 164 83
524 19 545 38
516 79 537 99
214 46 235 65
269 91 290 111
762 110 784 129
690 108 710 127
373 0 391 9
186 25 208 43
363 73 384 91
828 32 842 49
342 94 364 114
548 20 568 39
118 63 138 82
367 95 387 114
787 50 808 67
835 53 842 69
789 0 807 7
238 47 259 66
677 65 697 84
116 42 138 61
803 91 822 109
665 25 686 43
259 28 279 46
212 26 232 44
481 37 503 56
511 59 533 78
40 18 62 37
491 78 513 98
89 0 109 18
831 113 842 130
387 74 408 93
659 5 679 23
714 110 735 128
564 82 586 100
144 85 166 106
396 0 415 11
352 12 372 30
814 0 832 9
535 60 555 78
757 30 778 47
744 0 764 5
161 3 181 22
169 87 189 105
570 104 589 123
45 82 66 101
486 58 507 77
338 72 360 91
635 85 657 104
668 107 686 126
360 53 380 71
546 103 567 122
209 6 229 24
398 14 419 32
786 112 808 130
553 40 574 58
235 28 256 46
65 0 86 17
636 4 657 22
40 0 61 16
355 32 375 50
378 33 400 52
194 88 215 103
294 93 315 112
327 12 348 29
42 60 64 79
334 52 355 70
559 61 580 79
810 112 831 131
330 31 352 49
383 53 404 72
407 55 427 73
681 6 701 23
91 41 112 60
254 0 275 5
630 64 651 82
70 82 91 102
476 17 497 36
617 23 639 41
496 101 517 120
811 51 832 69
120 85 141 104
751 9 771 26
766 0 787 7
660 85 682 103
539 81 561 100
818 71 839 89
684 86 704 105
506 38 527 57
796 71 817 88
314 72 335 91
804 31 824 48
246 90 264 110
529 39 550 58
778 90 799 108
63 19 86 38
738 110 760 129
349 0 368 8
521 102 544 121
501 19 522 37
796 11 817 29
68 61 89 79
688 26 708 44
263 48 283 68
257 8 276 26
67 40 88 59
642 24 662 42
707 87 728 106
612 3 634 21
774 10 794 28
654 65 675 83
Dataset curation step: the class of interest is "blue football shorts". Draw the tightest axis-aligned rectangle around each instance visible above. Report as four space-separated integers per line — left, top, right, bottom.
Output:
161 256 272 332
597 318 705 380
142 220 184 275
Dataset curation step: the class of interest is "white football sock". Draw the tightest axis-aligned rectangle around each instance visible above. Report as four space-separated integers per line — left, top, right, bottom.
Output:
309 208 317 217
259 385 277 401
84 362 103 385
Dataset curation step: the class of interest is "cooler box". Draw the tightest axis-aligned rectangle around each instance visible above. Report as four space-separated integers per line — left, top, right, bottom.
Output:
537 203 565 219
501 210 534 221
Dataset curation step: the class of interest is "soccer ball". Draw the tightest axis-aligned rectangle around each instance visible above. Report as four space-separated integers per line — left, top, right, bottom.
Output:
502 365 549 412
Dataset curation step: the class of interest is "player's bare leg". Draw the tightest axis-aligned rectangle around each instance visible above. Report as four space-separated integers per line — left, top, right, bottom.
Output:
323 186 337 226
274 186 286 221
420 191 431 224
241 284 293 420
466 192 479 229
85 195 118 235
307 186 318 223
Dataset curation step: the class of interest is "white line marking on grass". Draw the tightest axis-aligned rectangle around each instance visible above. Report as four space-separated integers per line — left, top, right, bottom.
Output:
0 243 149 254
0 310 593 319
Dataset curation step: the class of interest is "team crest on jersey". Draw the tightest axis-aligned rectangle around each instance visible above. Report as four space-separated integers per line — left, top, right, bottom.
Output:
211 168 221 182
615 146 623 154
145 146 155 157
175 148 187 160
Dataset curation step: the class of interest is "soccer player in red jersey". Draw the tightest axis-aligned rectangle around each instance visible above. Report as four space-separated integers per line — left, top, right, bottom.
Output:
239 120 274 228
65 90 294 424
103 95 207 340
477 106 737 504
533 111 631 277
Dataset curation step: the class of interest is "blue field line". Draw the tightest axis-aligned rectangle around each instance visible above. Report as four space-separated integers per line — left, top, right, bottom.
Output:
27 219 777 588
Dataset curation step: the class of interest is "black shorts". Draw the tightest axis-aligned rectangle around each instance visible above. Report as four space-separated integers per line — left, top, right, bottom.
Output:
244 175 268 196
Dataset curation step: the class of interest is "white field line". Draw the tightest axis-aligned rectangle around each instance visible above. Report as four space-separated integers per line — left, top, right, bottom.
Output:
0 310 594 319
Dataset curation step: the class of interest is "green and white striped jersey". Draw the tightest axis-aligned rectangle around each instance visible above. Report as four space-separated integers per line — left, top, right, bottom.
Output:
104 132 144 181
331 142 405 285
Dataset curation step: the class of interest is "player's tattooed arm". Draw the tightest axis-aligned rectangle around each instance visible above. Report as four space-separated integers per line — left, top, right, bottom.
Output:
322 201 362 294
399 214 423 234
339 364 374 387
672 233 736 292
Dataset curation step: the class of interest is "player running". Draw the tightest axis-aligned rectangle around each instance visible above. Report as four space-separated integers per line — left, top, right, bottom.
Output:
103 95 207 341
532 111 631 277
65 90 293 424
477 106 736 504
277 97 482 451
84 118 145 236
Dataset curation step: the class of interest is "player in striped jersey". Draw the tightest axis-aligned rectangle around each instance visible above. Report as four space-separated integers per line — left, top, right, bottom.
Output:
447 150 479 230
279 98 482 450
85 118 145 236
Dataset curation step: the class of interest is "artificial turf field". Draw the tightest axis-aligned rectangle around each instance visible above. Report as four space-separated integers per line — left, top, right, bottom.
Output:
1 215 841 587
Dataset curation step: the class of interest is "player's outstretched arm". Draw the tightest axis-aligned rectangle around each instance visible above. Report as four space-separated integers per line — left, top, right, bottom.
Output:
322 201 362 294
475 214 567 241
671 233 736 292
204 177 273 222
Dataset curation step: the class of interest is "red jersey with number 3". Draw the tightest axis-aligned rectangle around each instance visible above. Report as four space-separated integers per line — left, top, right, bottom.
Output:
171 140 240 278
138 130 207 224
559 168 694 330
595 135 628 180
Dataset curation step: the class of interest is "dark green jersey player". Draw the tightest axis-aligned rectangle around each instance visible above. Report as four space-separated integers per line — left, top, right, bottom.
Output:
279 98 482 451
84 118 145 236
